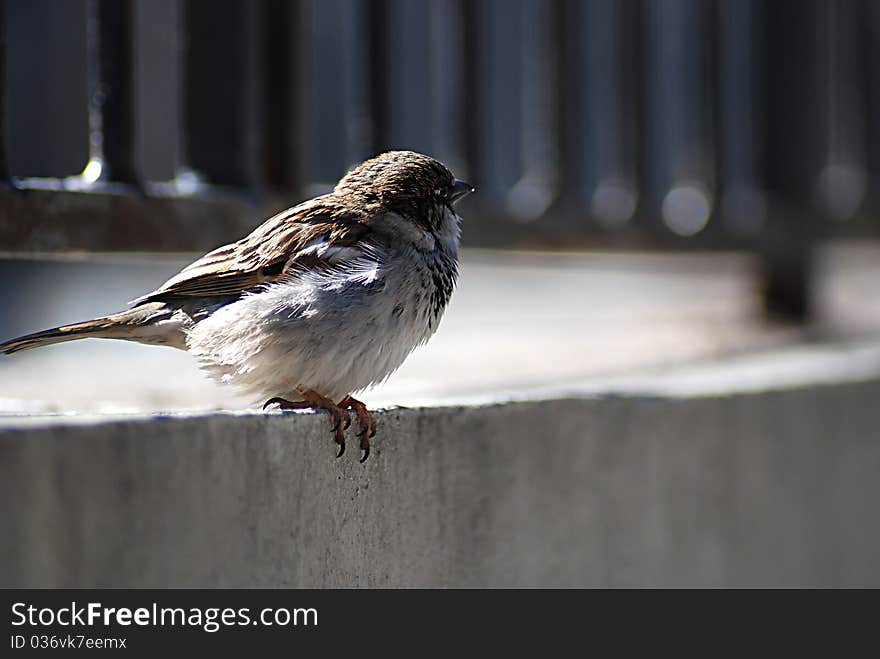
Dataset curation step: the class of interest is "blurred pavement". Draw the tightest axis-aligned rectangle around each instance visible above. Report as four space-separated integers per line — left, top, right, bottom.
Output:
0 243 878 415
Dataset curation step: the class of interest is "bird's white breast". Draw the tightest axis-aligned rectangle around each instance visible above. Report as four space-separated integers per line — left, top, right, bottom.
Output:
185 230 458 403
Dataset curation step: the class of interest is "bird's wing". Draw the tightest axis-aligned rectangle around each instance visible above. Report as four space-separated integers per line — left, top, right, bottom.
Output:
132 197 372 305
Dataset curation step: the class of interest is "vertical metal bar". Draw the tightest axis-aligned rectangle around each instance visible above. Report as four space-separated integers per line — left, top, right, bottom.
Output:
556 0 582 210
860 0 880 224
0 0 8 181
380 0 466 176
386 0 431 153
471 0 523 205
462 0 556 222
760 0 829 322
343 0 373 166
818 1 866 223
428 0 466 174
717 0 766 239
366 0 388 156
604 0 641 231
295 0 372 190
510 0 557 221
461 0 480 186
643 0 715 238
182 0 260 187
587 0 631 220
134 0 182 184
558 0 638 229
83 0 138 184
5 0 89 179
262 0 294 190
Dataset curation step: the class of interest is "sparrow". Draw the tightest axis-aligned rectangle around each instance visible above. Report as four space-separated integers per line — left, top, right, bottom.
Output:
1 150 474 462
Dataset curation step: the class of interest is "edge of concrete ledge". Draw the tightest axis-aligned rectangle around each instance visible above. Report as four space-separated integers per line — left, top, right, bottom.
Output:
2 338 879 431
3 339 880 586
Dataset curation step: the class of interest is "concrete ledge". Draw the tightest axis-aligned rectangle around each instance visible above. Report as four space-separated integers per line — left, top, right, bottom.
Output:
3 344 880 587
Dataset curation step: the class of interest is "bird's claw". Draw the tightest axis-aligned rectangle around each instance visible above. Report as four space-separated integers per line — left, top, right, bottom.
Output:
264 391 375 462
340 395 377 463
263 396 290 410
329 408 350 458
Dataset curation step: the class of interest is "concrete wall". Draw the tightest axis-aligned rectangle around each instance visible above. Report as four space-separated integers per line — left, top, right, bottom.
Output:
3 373 880 587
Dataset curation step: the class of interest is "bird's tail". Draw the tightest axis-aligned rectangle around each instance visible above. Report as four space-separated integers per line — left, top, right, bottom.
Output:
0 302 185 355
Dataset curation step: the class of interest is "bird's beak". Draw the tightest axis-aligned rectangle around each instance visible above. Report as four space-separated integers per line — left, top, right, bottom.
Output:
450 179 475 204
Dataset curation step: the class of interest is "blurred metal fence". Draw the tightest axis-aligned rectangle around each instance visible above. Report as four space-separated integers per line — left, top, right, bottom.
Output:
1 0 879 320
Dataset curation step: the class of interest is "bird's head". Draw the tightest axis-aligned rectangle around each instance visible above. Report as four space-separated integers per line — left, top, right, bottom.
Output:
334 151 473 236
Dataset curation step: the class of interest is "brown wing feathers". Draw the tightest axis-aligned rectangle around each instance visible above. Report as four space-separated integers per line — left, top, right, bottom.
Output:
2 198 375 354
133 199 370 305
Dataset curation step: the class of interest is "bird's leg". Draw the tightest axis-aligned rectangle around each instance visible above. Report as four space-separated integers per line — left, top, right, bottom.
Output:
338 395 377 463
263 390 351 458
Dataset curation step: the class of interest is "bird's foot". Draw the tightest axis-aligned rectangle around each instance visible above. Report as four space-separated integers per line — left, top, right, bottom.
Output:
339 395 377 463
263 390 351 458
